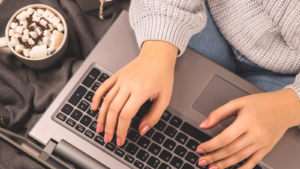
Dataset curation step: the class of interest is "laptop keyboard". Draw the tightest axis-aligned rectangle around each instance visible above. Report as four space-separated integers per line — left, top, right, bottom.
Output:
53 65 262 169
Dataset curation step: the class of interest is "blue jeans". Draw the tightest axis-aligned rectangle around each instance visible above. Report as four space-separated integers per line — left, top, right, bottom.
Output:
188 1 296 92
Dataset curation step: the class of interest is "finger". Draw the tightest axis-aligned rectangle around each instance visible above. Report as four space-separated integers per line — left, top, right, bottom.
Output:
97 84 120 134
104 88 130 143
139 92 170 135
197 119 247 154
116 94 148 146
92 75 117 111
240 147 271 169
200 98 244 129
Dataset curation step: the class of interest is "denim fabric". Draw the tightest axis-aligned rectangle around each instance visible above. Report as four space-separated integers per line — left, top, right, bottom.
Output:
187 1 296 92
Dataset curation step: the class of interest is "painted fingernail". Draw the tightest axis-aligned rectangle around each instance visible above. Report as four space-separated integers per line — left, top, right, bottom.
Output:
116 138 121 147
209 165 218 169
139 124 150 135
200 119 210 128
96 124 102 133
90 103 95 110
198 159 208 166
104 134 109 143
197 147 204 154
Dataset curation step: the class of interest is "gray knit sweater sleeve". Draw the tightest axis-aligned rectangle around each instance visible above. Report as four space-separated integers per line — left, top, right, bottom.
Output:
129 0 207 55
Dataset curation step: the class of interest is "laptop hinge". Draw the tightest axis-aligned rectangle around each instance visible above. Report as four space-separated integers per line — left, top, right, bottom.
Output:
39 139 57 161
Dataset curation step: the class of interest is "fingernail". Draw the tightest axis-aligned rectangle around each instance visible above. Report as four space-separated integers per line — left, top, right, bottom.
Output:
197 147 204 154
96 124 102 133
200 119 210 128
116 138 121 147
90 103 95 110
139 124 150 135
209 165 218 169
104 134 109 143
198 159 208 166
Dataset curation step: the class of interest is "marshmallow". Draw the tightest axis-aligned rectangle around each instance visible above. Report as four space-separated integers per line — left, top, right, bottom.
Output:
42 9 55 19
39 19 48 27
47 47 56 55
22 34 29 42
57 23 64 32
43 10 61 28
11 34 21 39
48 24 54 31
51 30 64 49
38 40 44 45
29 31 37 39
42 37 52 46
29 23 37 29
23 49 30 57
49 17 60 28
43 30 52 38
23 29 29 35
10 38 19 47
20 20 28 29
30 44 47 58
15 44 24 53
35 27 43 36
37 9 44 16
26 8 34 15
15 26 24 35
17 11 28 21
32 12 41 22
9 29 14 36
28 38 35 46
10 22 18 29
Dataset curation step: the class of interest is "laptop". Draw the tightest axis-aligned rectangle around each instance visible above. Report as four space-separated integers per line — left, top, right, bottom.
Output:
28 11 300 169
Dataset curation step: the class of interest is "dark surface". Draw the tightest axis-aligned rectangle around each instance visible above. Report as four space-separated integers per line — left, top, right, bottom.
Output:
0 0 130 168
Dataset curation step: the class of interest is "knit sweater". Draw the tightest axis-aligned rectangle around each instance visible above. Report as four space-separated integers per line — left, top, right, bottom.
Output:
129 0 300 99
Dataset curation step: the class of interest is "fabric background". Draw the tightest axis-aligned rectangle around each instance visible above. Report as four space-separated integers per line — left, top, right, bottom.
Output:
0 0 129 168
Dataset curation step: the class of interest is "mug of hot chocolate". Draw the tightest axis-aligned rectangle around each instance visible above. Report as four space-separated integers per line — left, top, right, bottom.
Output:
0 4 68 69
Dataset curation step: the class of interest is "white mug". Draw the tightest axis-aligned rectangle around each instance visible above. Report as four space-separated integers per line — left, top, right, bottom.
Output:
0 4 68 70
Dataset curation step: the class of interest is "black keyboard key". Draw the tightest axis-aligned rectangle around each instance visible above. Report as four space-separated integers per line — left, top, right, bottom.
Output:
78 100 90 112
180 122 212 143
134 160 144 169
115 148 125 157
131 119 140 131
98 73 109 83
174 145 187 157
56 112 67 121
125 143 139 155
91 82 101 91
99 131 105 137
87 109 99 117
61 104 73 115
142 100 152 110
136 149 149 162
154 120 166 131
148 143 161 155
82 68 101 87
254 165 262 169
75 124 85 133
185 152 198 164
196 163 209 169
80 115 92 127
145 128 154 138
94 136 104 145
170 116 183 128
69 86 87 106
161 111 172 122
163 139 176 151
137 137 151 149
136 109 147 119
186 139 199 151
158 163 171 169
182 163 195 169
84 91 94 102
89 121 97 132
66 118 76 127
152 132 165 144
124 154 135 164
147 156 160 168
170 156 183 169
84 130 95 139
71 109 83 121
164 126 177 138
120 140 128 149
105 143 116 151
159 150 172 162
128 130 140 142
144 166 151 169
175 132 188 145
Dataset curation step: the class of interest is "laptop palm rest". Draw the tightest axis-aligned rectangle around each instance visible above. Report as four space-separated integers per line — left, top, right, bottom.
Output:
192 75 249 128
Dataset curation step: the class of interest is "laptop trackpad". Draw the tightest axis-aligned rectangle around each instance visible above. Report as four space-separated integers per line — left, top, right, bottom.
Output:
192 75 249 128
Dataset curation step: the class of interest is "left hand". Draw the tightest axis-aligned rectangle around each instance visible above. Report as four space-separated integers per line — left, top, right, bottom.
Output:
197 89 300 169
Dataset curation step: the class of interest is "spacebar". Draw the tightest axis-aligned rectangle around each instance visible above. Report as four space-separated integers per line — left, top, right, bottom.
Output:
180 122 212 143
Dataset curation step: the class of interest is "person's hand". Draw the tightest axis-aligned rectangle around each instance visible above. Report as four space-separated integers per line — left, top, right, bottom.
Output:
91 40 178 147
196 88 300 169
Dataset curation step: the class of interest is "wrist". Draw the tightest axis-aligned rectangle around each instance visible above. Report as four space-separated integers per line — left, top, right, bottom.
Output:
139 40 178 61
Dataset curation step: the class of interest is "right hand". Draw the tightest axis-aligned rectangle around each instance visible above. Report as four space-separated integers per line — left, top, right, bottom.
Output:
91 40 178 146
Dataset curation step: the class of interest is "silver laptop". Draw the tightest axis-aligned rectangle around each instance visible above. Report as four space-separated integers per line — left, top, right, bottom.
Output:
29 11 300 169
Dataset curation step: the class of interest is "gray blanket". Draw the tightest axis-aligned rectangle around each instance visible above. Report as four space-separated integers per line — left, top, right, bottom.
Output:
0 0 129 168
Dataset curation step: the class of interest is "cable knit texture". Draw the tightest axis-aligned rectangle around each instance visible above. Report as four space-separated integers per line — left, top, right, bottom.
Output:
129 0 300 100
